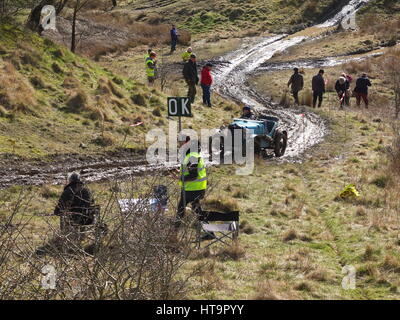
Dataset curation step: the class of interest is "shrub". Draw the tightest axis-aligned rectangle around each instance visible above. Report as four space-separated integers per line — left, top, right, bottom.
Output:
51 62 63 74
283 229 298 242
131 93 147 106
152 107 162 117
239 220 255 234
40 185 59 199
371 175 389 188
253 281 279 300
381 255 400 273
294 281 312 292
92 133 115 147
66 90 89 112
0 62 37 114
29 76 45 89
218 241 245 261
62 77 80 89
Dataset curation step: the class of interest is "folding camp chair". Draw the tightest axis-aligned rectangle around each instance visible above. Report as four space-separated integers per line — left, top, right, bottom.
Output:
197 210 240 249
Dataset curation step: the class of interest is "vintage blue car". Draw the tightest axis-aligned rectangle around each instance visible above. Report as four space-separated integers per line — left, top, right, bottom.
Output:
209 116 288 159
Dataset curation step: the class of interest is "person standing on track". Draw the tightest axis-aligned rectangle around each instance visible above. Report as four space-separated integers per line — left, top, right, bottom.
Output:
201 63 213 107
312 69 326 108
170 25 179 54
354 73 372 109
287 67 304 105
183 54 199 104
145 52 157 86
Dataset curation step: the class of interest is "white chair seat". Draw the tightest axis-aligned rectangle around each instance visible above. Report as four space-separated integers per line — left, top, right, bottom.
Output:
202 222 236 233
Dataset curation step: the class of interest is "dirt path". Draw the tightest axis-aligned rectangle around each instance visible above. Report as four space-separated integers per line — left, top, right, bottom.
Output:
0 0 372 188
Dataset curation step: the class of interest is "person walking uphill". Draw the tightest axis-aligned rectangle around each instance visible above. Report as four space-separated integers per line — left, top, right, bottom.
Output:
354 73 372 108
287 68 304 105
170 25 179 53
201 63 213 107
312 69 326 108
183 54 199 104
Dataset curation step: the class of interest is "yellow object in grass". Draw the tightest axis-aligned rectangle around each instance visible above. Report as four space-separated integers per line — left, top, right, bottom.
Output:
339 184 360 199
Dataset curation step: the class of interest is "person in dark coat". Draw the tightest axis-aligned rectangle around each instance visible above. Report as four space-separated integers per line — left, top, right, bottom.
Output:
287 68 304 105
335 76 350 106
312 69 325 108
354 73 372 108
183 54 199 104
54 172 95 227
170 25 179 53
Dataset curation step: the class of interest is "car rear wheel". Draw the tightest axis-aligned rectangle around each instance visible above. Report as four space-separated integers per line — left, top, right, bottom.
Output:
274 131 287 157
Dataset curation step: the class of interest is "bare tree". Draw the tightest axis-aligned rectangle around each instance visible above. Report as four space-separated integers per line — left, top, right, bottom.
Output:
70 0 93 53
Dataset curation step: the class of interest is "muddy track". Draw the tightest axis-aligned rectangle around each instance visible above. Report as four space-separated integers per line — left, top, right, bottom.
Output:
0 152 171 189
0 0 372 189
256 51 383 73
212 0 372 159
212 35 327 159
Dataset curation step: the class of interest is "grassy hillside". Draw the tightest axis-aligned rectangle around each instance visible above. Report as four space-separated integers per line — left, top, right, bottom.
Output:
118 0 349 36
0 24 239 159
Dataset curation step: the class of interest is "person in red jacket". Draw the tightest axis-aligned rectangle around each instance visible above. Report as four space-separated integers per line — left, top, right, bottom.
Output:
200 63 213 107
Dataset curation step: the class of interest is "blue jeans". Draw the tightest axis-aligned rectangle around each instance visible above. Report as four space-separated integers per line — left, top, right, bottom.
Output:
201 84 211 107
171 39 177 52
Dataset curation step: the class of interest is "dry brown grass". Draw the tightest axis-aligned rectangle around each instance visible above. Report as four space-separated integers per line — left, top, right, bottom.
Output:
381 255 400 273
217 241 245 261
359 14 400 44
282 228 298 242
66 89 90 112
293 281 312 292
300 89 313 107
0 62 38 115
307 269 329 282
239 220 255 234
252 281 279 300
202 196 239 213
77 10 191 58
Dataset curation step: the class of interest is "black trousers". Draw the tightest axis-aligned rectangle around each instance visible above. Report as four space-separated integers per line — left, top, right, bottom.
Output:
292 90 299 104
186 80 197 103
175 189 205 228
313 91 324 108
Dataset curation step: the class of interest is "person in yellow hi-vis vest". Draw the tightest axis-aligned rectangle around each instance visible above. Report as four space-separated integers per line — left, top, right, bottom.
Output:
144 48 152 62
181 47 193 62
175 138 207 229
146 52 157 85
